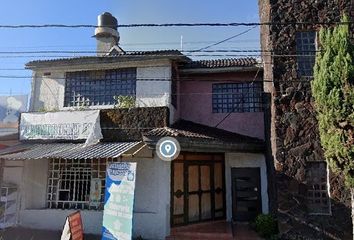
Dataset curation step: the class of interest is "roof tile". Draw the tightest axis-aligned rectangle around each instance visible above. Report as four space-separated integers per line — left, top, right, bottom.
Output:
183 57 258 69
144 120 263 144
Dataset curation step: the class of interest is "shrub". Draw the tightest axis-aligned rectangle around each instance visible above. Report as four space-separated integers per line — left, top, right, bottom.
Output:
254 214 278 238
114 95 136 109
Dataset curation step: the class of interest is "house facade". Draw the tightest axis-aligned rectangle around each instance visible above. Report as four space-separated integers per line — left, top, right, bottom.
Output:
0 13 269 240
259 0 354 239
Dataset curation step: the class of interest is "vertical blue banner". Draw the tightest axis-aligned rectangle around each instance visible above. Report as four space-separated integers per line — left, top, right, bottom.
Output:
102 162 137 240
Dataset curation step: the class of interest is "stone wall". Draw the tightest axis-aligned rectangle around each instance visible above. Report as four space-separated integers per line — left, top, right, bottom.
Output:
259 0 353 239
100 107 169 141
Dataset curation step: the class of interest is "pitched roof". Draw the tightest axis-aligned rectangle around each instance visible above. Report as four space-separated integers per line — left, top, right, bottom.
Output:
182 57 258 69
25 50 189 69
144 120 263 144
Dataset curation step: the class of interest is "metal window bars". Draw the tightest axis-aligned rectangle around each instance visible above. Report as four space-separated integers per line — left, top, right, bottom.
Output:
47 158 118 210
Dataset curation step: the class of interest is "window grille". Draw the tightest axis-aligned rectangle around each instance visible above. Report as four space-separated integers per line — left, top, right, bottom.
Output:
64 68 136 107
47 158 118 210
212 82 263 113
306 162 331 215
296 31 316 77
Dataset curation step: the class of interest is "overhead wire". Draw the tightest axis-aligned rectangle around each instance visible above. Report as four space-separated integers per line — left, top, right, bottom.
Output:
193 26 258 52
0 21 351 28
0 76 313 83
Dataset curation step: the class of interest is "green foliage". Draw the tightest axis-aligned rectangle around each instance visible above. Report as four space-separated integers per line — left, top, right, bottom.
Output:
254 214 278 238
311 15 354 186
114 95 136 109
37 107 59 112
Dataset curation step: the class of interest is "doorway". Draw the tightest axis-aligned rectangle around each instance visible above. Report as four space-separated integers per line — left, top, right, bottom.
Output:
171 153 226 226
231 167 262 221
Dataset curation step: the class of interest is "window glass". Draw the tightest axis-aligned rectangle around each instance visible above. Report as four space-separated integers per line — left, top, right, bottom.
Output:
296 31 316 76
212 82 263 113
64 68 136 107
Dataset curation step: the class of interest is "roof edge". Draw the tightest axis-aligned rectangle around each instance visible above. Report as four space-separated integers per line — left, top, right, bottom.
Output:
179 66 263 74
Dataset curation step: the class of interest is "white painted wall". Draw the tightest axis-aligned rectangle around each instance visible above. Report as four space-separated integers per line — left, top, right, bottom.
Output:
2 160 25 226
30 72 65 112
225 153 269 221
30 64 174 115
136 66 171 108
7 150 171 240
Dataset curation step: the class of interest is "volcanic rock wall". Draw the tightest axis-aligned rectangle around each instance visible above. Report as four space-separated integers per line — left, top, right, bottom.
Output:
259 0 353 239
100 107 169 141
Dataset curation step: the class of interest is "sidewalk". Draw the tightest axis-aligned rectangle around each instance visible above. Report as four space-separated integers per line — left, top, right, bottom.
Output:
0 227 100 240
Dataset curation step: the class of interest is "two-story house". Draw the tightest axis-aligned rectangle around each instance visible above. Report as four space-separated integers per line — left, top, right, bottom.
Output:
0 12 268 240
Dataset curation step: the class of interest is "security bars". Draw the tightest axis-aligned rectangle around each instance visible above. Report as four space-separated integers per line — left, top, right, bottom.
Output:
47 158 117 210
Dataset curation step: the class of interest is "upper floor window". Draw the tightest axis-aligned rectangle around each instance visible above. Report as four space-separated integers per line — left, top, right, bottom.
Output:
64 68 136 107
296 31 316 77
212 82 263 113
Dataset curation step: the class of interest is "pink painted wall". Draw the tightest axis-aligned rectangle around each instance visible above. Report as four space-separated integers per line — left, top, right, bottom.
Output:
179 72 264 140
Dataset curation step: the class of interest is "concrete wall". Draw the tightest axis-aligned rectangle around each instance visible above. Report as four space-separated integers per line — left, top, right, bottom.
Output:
29 62 175 123
30 71 65 112
180 72 264 139
4 148 171 240
225 152 269 221
136 66 176 125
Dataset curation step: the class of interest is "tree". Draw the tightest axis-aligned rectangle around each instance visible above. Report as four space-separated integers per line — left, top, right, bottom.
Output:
311 15 354 238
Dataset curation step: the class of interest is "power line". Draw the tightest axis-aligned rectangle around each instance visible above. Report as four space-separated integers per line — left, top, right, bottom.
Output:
0 39 260 50
0 76 314 83
0 49 320 54
0 54 319 58
0 21 351 29
215 65 262 128
194 26 258 51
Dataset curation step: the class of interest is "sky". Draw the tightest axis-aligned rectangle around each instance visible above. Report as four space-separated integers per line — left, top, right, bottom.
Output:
0 0 260 96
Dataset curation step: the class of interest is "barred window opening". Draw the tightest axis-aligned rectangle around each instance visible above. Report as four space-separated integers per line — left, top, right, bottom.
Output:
64 68 136 107
296 31 316 77
212 82 263 113
47 158 118 210
306 162 331 215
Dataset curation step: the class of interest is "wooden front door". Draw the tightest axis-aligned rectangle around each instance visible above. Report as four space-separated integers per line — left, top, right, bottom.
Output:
171 153 225 226
232 168 262 221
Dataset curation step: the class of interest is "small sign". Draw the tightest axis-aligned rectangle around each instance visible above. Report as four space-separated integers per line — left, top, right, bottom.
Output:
90 178 102 208
102 162 137 240
61 211 84 240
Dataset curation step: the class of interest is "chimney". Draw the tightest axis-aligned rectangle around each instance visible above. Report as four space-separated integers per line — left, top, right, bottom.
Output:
94 12 119 56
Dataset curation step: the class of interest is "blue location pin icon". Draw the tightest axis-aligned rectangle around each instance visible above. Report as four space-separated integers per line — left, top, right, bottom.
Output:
165 143 172 155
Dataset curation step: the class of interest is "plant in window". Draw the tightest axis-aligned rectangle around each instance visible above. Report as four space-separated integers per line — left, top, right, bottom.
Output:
37 107 59 112
75 101 89 111
114 95 136 109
